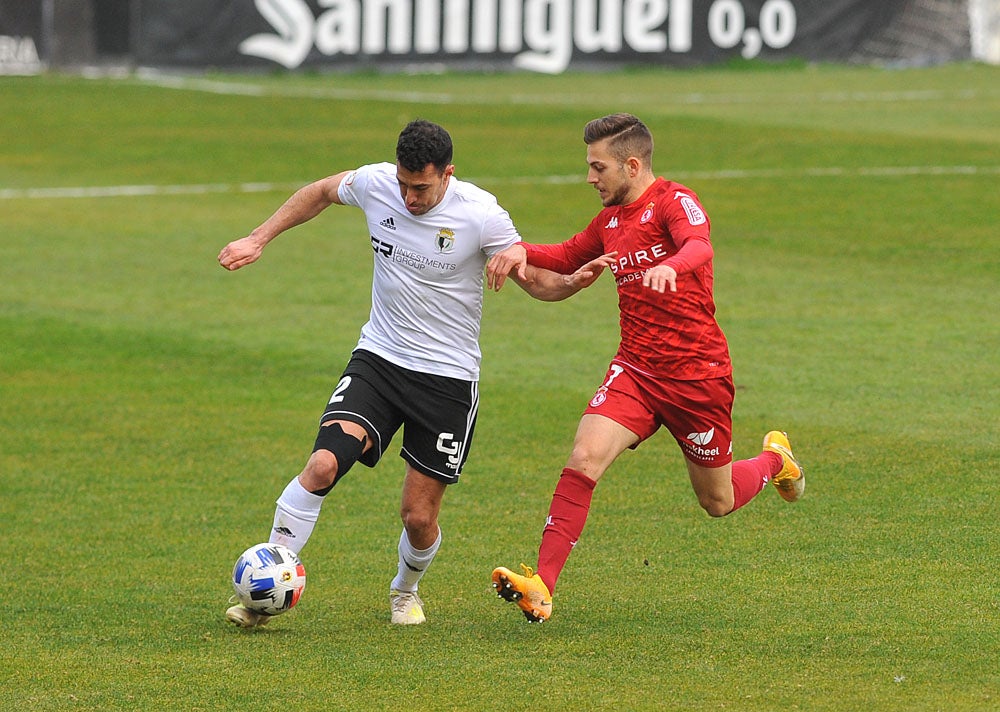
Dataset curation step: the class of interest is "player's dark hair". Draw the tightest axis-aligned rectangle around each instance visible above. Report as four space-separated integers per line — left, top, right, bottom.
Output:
396 120 454 173
583 113 653 167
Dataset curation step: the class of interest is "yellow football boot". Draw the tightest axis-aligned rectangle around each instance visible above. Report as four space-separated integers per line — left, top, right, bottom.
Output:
763 430 805 503
492 564 552 622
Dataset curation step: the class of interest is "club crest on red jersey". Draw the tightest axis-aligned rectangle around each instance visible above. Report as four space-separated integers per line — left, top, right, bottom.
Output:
640 202 655 224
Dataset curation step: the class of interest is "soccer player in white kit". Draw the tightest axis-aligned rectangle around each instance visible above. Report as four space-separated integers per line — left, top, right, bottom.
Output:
218 120 613 626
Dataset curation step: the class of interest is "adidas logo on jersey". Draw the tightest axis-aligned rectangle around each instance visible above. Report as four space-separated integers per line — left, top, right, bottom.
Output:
380 216 396 230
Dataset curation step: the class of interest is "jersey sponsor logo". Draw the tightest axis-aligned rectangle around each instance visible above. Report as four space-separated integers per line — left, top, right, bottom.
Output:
615 271 647 287
674 191 706 226
610 243 669 275
371 236 458 271
372 235 393 257
605 216 619 229
344 170 357 186
435 227 455 253
640 202 655 224
379 216 396 230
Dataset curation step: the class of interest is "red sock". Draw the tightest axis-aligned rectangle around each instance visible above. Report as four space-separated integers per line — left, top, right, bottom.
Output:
536 468 597 593
730 451 782 512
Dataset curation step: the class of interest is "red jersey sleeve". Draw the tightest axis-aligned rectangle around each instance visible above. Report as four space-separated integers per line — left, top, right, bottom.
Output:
522 220 606 274
660 187 713 274
663 235 713 274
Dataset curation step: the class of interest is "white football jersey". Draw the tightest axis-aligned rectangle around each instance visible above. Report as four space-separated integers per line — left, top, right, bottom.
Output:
338 162 520 380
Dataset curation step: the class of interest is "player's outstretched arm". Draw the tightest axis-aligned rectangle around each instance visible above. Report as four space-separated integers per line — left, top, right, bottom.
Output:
510 253 616 302
640 236 713 293
218 173 347 271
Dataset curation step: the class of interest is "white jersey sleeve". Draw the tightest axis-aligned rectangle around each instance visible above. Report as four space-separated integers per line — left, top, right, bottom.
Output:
336 162 520 380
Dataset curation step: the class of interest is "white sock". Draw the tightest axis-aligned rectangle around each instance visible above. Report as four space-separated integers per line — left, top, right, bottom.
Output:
269 477 324 555
390 528 442 593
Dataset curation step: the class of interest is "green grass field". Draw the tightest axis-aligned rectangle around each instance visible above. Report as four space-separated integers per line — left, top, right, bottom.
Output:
1 62 998 711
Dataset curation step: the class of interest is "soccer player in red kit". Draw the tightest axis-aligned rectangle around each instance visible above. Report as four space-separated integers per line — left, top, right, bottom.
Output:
485 113 805 622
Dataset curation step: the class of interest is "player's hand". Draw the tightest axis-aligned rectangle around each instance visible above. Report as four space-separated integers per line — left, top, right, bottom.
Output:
486 243 528 291
564 252 617 290
642 264 677 293
218 236 265 271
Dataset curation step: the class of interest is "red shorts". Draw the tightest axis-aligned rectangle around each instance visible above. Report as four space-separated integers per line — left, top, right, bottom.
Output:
584 359 735 467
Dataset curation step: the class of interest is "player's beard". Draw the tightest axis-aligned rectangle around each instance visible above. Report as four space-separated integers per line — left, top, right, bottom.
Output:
599 165 633 207
602 181 632 207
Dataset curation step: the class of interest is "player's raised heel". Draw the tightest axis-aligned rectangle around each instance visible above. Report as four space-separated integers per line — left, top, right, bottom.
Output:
225 599 272 628
491 564 552 622
763 430 805 502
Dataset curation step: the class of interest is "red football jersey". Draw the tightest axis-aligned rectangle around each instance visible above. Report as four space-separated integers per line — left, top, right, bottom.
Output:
525 178 732 381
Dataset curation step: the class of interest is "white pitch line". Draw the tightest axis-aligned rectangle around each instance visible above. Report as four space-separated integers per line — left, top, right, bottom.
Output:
131 71 1000 107
1 165 997 201
0 182 308 200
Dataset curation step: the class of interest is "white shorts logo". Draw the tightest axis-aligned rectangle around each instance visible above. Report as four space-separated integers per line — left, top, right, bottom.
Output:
436 432 463 469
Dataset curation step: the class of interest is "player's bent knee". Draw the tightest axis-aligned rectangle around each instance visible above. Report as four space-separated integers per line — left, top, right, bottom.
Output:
310 423 366 494
699 495 733 518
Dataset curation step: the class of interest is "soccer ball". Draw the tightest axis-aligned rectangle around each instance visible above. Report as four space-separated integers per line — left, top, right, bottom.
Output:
232 543 306 616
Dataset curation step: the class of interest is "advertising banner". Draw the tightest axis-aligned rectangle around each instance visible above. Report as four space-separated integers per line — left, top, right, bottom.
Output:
0 1 45 74
135 0 919 74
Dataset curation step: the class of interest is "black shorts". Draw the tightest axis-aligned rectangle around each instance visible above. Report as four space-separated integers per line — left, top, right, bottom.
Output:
318 350 478 484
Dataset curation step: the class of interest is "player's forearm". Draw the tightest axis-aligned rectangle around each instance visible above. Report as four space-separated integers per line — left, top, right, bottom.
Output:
251 180 337 245
513 266 580 302
663 236 713 274
522 242 581 274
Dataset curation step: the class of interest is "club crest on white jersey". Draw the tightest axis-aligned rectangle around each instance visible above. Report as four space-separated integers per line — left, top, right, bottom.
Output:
435 227 456 253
